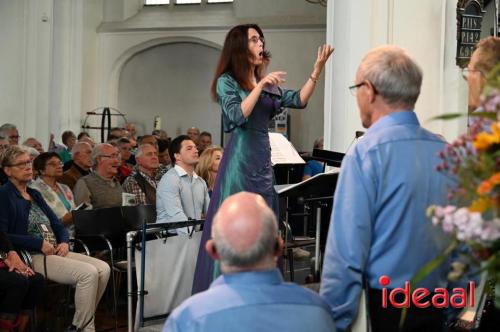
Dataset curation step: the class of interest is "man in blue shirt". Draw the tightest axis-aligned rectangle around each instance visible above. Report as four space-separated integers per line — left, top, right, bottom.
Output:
156 135 209 234
163 191 336 332
320 46 452 331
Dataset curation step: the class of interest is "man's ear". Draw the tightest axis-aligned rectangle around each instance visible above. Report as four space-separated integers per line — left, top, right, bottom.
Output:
274 236 284 257
205 239 220 261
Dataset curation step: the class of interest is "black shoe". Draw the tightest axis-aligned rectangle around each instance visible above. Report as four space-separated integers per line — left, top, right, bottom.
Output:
66 324 78 332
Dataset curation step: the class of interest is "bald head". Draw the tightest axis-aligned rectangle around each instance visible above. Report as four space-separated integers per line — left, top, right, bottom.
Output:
207 192 280 272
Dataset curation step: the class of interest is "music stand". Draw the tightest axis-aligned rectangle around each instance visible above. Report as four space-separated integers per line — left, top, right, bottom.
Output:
275 172 339 280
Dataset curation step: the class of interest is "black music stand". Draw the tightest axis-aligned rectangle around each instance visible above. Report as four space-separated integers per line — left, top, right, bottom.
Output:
276 172 339 281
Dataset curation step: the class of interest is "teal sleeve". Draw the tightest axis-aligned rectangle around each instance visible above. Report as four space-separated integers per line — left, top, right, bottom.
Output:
216 74 248 133
281 88 306 109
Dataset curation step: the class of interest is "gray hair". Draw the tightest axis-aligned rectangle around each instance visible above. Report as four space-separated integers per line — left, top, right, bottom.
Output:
22 146 39 158
212 203 278 267
359 45 422 109
71 141 91 155
90 143 110 167
1 145 28 168
0 123 17 137
135 143 156 159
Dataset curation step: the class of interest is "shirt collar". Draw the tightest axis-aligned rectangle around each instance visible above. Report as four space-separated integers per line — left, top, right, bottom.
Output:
174 164 199 179
211 268 283 288
366 110 420 135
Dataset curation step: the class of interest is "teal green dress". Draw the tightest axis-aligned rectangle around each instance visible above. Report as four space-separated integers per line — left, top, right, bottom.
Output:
192 72 305 293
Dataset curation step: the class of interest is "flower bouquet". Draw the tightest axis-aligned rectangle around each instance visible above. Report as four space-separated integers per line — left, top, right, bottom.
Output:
427 64 500 308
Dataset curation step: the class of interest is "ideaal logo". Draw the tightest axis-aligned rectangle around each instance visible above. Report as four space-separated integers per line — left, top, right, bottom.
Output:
379 275 475 308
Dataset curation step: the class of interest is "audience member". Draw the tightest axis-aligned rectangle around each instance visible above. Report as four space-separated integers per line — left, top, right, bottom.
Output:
31 153 76 237
74 143 123 209
157 138 171 168
320 46 452 331
198 131 212 154
0 145 110 332
122 144 160 206
125 123 137 141
116 138 133 183
0 124 19 145
156 135 209 234
138 135 158 149
152 129 169 140
59 131 77 164
77 132 90 140
0 230 44 332
302 137 324 180
108 127 124 141
78 136 95 149
465 36 500 113
195 146 223 195
186 127 200 144
22 138 44 154
163 192 336 332
59 142 92 190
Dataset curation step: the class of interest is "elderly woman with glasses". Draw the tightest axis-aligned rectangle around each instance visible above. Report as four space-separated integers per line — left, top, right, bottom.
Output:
0 146 110 332
30 152 76 238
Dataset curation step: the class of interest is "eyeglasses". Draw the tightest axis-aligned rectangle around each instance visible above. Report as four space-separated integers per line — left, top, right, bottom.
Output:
461 67 483 81
348 82 366 96
248 36 265 44
7 160 32 169
99 153 120 159
46 161 64 167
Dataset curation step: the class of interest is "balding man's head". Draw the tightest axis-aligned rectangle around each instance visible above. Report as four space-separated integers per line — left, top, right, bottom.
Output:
72 142 92 170
206 192 282 272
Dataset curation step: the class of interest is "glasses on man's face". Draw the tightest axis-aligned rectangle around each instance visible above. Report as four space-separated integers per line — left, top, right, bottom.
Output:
348 82 366 96
461 67 483 81
46 161 64 167
7 160 32 169
99 153 120 159
248 36 265 44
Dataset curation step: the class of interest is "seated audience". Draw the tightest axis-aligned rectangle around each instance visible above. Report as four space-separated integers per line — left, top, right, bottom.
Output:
197 131 212 154
0 124 20 146
58 131 77 164
186 127 200 145
319 46 452 331
302 137 325 180
116 138 133 183
0 145 110 332
77 132 90 140
31 153 76 237
122 143 160 206
59 142 92 190
157 138 172 168
163 192 336 332
22 138 44 154
195 146 223 195
156 135 209 234
0 230 44 332
74 143 123 209
138 135 158 149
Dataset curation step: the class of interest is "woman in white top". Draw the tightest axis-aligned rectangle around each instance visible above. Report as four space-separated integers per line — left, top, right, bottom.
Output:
31 152 76 237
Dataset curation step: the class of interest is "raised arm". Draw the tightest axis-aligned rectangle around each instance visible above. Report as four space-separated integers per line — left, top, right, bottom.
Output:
299 45 334 106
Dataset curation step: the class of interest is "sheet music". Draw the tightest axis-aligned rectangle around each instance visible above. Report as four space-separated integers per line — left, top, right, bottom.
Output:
269 132 305 165
274 169 338 195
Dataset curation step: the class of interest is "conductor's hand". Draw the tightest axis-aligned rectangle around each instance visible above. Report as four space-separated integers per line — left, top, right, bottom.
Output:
312 45 334 76
258 71 287 88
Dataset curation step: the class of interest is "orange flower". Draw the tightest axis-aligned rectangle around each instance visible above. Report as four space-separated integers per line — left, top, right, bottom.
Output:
489 172 500 185
477 180 493 195
469 197 491 213
473 122 500 151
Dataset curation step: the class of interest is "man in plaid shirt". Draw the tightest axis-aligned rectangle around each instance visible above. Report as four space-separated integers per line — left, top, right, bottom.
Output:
122 143 162 205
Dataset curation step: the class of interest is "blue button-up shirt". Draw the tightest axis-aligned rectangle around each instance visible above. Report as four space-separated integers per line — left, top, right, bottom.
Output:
156 165 209 234
163 268 336 332
320 111 452 331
